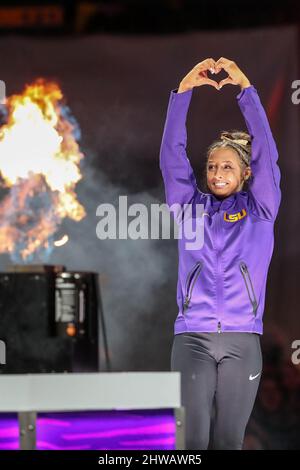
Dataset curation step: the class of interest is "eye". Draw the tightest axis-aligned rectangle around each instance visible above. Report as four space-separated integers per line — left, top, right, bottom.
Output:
224 165 233 169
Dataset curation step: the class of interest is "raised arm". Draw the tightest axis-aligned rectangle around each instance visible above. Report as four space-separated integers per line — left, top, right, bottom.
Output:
215 57 281 221
236 85 281 221
159 59 219 217
159 87 197 210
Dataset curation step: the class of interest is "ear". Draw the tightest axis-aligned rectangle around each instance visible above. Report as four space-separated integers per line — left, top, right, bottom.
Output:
243 166 252 180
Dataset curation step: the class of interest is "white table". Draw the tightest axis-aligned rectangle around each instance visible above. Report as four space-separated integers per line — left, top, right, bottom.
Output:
0 372 185 450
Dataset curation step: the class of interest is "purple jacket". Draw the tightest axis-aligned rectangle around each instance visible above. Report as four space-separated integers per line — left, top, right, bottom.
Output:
159 85 281 335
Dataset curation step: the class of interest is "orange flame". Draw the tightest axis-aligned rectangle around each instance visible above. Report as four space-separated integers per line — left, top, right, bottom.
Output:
0 78 86 261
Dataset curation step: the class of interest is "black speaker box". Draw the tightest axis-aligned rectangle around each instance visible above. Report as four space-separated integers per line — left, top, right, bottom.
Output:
0 267 100 373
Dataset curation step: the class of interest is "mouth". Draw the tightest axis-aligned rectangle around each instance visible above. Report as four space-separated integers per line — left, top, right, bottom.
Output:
213 182 228 188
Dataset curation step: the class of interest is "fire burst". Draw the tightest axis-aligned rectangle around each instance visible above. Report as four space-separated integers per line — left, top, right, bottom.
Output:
0 79 85 261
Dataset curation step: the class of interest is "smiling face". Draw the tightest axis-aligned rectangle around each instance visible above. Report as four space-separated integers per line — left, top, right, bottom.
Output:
206 146 251 198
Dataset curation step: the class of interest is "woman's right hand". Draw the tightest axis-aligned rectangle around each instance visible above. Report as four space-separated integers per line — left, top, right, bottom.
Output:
178 58 219 93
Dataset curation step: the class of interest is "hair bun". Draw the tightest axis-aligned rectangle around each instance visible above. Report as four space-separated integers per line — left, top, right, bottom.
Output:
233 138 249 146
220 131 250 147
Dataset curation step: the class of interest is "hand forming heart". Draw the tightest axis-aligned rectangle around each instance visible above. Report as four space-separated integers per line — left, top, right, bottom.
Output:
178 57 251 93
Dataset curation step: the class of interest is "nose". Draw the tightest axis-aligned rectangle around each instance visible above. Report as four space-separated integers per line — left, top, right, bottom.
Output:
214 167 224 178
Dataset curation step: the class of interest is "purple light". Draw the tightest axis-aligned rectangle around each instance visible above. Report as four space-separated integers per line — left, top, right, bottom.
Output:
37 410 176 450
0 414 19 449
0 409 176 450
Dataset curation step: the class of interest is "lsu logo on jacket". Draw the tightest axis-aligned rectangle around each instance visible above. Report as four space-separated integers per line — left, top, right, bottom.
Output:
224 208 247 222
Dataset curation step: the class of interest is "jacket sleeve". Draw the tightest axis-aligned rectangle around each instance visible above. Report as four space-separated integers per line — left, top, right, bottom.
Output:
237 85 282 221
159 88 201 219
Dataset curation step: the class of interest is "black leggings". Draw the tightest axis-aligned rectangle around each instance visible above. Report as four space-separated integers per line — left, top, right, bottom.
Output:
171 332 262 450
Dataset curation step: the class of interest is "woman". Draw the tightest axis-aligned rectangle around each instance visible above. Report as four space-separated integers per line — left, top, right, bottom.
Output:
159 57 281 450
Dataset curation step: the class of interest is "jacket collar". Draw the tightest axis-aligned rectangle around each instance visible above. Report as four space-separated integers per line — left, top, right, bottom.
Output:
209 190 247 214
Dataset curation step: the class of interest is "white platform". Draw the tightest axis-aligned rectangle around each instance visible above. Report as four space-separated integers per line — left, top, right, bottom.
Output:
0 372 181 412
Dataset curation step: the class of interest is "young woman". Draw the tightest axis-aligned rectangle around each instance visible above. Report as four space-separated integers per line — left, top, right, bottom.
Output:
159 57 281 450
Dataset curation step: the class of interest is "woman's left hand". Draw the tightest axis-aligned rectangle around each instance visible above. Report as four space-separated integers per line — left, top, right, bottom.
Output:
214 57 251 90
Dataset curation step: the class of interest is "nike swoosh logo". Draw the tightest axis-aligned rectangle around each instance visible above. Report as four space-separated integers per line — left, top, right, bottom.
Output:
249 372 261 381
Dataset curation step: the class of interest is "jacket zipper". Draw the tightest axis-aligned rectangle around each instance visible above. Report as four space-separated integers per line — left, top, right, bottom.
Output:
183 261 203 312
239 261 258 316
215 210 224 333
